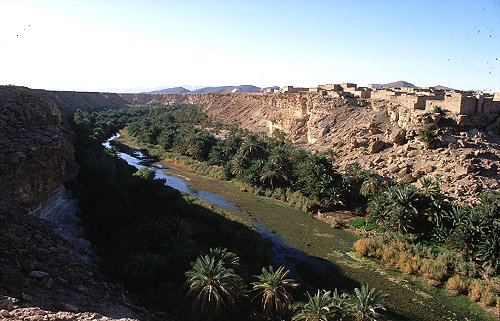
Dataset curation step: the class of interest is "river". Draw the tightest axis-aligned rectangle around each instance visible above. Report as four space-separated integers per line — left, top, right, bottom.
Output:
103 134 492 321
104 134 342 283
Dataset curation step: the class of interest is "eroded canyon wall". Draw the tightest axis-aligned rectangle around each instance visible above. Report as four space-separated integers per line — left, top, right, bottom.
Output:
120 92 499 202
0 86 141 320
0 86 128 207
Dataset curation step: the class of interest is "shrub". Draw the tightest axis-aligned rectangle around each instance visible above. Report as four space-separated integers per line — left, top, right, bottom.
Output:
417 123 437 148
133 167 156 180
397 252 419 274
354 238 377 257
381 244 399 266
420 257 448 284
479 288 496 307
433 106 445 116
446 275 469 296
468 280 484 302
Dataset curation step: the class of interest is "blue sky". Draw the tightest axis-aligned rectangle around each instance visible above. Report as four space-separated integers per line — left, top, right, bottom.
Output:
0 0 499 92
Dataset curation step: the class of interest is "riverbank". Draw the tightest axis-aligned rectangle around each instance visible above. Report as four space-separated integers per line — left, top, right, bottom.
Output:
114 131 496 321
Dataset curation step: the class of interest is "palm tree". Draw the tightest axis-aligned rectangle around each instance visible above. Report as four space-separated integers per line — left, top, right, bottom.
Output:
252 266 299 316
240 134 266 160
229 154 248 177
124 252 164 287
185 255 245 320
292 289 335 321
360 175 378 197
368 184 422 233
349 285 386 321
209 247 240 268
260 162 289 189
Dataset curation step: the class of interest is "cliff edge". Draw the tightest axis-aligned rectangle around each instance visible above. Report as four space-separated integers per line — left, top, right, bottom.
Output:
0 86 146 320
119 92 499 203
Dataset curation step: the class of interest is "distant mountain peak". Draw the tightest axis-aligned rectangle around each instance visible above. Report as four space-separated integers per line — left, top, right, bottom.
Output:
380 80 416 88
147 87 191 94
191 85 261 94
145 85 264 94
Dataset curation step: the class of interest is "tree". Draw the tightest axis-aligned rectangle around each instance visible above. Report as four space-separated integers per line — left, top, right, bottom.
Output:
293 290 335 321
239 134 267 160
209 247 240 268
133 167 156 180
360 174 379 197
252 266 299 317
295 155 337 197
367 184 424 233
349 285 386 321
185 254 245 320
260 162 289 189
417 123 437 148
229 154 249 177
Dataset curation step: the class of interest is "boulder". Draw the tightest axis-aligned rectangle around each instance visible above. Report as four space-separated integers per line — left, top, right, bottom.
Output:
369 140 386 154
0 309 11 317
0 296 16 311
444 135 458 144
391 128 407 145
467 128 479 138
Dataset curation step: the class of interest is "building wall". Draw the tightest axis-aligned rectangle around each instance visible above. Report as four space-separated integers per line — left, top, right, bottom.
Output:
483 99 500 114
371 90 395 99
353 90 371 98
281 86 310 93
460 96 478 115
342 83 357 89
319 84 342 91
326 91 341 98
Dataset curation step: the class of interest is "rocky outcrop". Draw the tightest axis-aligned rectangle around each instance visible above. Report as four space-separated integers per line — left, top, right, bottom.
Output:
0 86 128 207
0 86 145 320
119 92 499 203
0 199 143 320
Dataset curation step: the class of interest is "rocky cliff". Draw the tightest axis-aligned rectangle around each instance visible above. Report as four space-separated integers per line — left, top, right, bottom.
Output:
120 92 500 202
0 86 144 320
0 86 128 207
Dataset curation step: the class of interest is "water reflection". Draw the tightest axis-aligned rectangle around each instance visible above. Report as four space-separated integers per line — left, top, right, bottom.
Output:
103 134 237 209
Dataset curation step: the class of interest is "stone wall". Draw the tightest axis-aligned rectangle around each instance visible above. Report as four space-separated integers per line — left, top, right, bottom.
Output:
460 95 478 115
483 99 500 114
424 92 462 114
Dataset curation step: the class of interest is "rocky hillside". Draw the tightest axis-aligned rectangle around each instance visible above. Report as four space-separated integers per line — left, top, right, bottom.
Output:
0 86 128 207
0 86 149 320
120 92 499 203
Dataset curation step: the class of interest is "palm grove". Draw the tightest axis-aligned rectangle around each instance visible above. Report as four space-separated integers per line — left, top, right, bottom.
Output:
71 104 499 319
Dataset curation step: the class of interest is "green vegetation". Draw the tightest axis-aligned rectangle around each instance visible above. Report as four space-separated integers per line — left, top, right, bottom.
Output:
252 266 299 318
346 218 378 232
121 104 360 213
71 108 272 316
185 251 245 320
71 106 392 320
417 123 438 148
72 104 499 319
293 289 351 321
350 285 387 321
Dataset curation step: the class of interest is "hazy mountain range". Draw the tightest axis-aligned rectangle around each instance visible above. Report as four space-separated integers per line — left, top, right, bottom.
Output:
147 85 262 94
144 81 455 94
370 81 454 90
